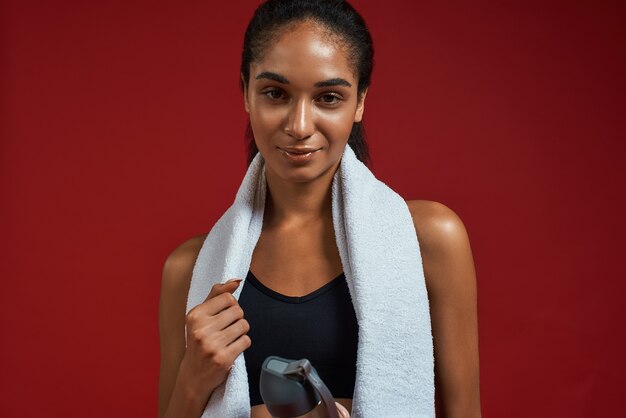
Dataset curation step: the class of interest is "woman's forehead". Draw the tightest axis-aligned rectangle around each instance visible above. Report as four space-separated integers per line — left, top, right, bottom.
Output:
250 23 356 86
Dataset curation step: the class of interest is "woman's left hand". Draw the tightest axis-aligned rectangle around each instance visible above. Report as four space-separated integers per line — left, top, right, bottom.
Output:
335 402 350 418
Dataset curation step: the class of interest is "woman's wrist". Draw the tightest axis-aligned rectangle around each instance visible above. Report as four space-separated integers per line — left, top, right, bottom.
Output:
164 383 208 418
163 364 212 418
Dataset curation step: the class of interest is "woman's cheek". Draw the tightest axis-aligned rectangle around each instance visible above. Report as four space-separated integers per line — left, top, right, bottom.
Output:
317 108 357 142
250 107 284 144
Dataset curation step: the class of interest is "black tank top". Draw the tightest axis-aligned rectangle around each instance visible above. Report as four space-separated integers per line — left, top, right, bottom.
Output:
238 269 359 406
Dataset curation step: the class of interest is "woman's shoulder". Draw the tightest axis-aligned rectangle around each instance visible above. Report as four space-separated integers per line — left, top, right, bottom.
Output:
404 199 471 257
404 201 480 414
404 199 476 313
161 233 208 293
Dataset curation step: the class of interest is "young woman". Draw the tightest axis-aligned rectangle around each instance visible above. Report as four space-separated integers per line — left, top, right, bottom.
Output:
158 1 482 417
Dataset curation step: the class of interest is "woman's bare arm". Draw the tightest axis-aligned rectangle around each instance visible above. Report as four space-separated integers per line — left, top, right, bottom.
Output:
158 234 207 418
407 200 483 418
158 232 251 418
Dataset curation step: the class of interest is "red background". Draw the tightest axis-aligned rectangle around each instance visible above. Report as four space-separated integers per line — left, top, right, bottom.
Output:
1 1 624 416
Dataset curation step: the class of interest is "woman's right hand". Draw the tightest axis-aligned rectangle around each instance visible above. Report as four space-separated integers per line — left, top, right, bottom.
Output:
177 278 251 401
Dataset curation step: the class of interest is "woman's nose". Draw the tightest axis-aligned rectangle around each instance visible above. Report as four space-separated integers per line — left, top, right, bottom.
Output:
285 98 314 139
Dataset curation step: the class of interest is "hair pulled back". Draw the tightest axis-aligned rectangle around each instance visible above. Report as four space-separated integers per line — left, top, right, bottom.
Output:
240 0 374 167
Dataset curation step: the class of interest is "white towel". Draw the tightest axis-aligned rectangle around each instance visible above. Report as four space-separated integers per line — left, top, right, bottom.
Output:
186 144 435 417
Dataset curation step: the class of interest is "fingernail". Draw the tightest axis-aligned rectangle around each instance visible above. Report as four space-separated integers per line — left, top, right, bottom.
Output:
225 278 242 284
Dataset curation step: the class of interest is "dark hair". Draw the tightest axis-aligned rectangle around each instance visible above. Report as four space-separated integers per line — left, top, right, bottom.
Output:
240 0 374 167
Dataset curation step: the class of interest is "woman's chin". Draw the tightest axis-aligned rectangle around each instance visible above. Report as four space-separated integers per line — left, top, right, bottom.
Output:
278 170 323 183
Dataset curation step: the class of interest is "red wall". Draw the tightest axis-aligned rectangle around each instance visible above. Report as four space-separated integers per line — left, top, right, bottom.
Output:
1 1 624 416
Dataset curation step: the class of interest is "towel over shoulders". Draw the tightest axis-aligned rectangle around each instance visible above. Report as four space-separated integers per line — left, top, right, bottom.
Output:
186 144 435 418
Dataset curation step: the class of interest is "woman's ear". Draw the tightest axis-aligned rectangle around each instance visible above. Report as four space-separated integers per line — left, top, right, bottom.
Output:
242 74 250 113
354 88 368 122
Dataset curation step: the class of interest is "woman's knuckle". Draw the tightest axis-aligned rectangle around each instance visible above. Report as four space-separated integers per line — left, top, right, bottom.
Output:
212 352 229 369
190 329 204 344
240 319 250 333
220 292 235 305
186 309 199 324
201 340 217 356
242 334 252 348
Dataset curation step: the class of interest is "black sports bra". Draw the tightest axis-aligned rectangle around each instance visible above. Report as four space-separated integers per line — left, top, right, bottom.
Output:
238 269 359 406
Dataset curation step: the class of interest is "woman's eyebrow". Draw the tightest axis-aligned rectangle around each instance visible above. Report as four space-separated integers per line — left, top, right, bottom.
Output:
315 78 352 88
255 71 352 88
256 71 289 84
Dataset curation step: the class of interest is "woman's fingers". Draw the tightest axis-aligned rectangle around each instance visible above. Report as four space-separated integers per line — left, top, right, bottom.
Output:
207 291 239 316
186 292 235 327
218 317 250 346
190 280 242 318
177 278 251 399
225 333 252 361
335 402 350 418
205 279 242 302
213 302 245 330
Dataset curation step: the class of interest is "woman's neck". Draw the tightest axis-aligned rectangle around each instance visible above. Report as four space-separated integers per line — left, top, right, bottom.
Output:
262 164 337 230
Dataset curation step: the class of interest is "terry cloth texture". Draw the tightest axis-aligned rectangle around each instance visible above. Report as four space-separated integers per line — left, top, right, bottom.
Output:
185 144 435 417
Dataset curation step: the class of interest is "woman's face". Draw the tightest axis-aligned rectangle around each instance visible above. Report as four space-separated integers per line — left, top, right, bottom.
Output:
242 20 367 184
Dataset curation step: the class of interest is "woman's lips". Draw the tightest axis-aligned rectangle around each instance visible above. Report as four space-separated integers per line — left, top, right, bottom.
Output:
278 148 321 163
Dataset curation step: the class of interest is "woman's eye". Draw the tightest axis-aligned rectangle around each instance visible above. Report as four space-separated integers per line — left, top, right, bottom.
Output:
319 93 341 105
263 88 284 100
